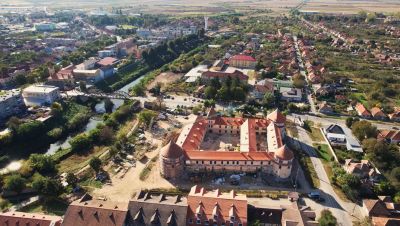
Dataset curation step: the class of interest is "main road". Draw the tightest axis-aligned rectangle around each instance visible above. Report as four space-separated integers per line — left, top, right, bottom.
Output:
292 123 364 225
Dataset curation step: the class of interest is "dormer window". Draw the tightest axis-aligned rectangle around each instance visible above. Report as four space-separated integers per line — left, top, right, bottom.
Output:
230 216 235 221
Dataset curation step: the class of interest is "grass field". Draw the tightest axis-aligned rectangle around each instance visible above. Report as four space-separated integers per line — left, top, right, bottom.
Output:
313 143 333 162
19 199 68 216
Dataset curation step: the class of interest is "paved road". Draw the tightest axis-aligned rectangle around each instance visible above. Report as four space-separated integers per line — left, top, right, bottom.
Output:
289 113 399 131
293 124 363 225
293 35 317 114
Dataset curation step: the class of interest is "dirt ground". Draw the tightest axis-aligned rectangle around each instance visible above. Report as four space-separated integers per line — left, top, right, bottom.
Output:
90 114 198 202
200 132 240 151
146 72 183 92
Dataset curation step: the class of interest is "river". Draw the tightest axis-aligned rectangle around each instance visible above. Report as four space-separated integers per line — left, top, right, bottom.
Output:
1 73 147 174
45 72 146 154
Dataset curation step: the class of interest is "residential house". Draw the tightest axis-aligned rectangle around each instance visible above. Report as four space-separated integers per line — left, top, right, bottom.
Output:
96 57 119 68
388 110 400 122
62 194 129 226
344 159 380 181
128 191 188 225
279 87 302 102
0 211 62 226
22 85 60 107
323 124 363 152
323 124 346 144
377 130 400 145
46 65 75 90
355 103 372 118
318 102 334 115
187 185 247 226
229 55 256 69
370 107 387 121
0 89 25 121
251 81 274 100
362 198 400 226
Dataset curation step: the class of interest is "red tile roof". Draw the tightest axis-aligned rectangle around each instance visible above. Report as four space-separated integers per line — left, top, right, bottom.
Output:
160 140 184 159
185 151 273 161
355 103 371 117
62 197 128 226
371 107 387 118
274 145 294 161
0 211 62 226
267 109 286 124
230 55 256 62
97 57 119 67
187 185 247 225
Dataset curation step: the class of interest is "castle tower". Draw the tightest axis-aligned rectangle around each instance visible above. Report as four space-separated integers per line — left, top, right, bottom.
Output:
159 140 185 179
272 145 294 179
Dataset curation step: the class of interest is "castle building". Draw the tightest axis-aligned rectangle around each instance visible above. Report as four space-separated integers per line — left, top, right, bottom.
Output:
160 108 294 180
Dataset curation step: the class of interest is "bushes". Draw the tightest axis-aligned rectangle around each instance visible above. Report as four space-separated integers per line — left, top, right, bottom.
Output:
69 133 93 154
3 174 27 193
68 112 91 132
47 127 63 140
28 154 57 176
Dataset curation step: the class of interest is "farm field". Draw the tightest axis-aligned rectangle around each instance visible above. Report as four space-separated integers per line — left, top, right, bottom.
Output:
301 0 400 14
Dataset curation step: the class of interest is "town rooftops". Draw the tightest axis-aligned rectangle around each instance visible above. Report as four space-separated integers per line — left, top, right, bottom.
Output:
62 194 129 226
0 211 62 226
230 54 256 62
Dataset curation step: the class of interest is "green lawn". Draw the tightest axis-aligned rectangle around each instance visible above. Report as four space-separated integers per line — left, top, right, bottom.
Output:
313 143 333 162
19 199 68 216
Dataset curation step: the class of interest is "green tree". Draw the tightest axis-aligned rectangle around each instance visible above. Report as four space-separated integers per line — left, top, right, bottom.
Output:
28 154 57 175
204 86 217 99
32 175 63 198
104 98 114 113
351 120 377 141
79 81 87 92
318 209 337 226
6 116 22 132
262 92 275 108
69 133 93 153
89 157 102 173
138 110 157 126
3 174 26 193
66 172 78 187
50 102 63 117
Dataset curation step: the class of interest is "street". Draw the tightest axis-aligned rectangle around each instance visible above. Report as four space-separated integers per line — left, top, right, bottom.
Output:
292 123 364 225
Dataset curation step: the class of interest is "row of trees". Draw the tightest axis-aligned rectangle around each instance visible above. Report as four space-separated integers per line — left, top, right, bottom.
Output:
69 100 137 153
142 32 205 69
